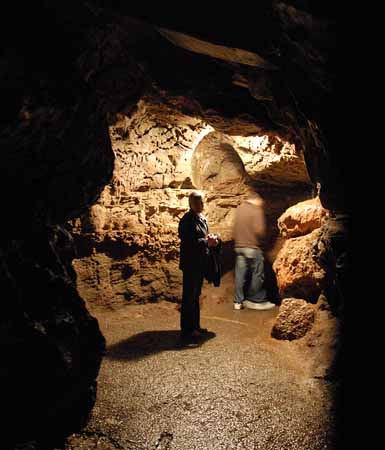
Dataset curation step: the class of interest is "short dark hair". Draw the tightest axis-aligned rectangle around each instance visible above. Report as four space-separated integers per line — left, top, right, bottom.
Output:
188 190 204 207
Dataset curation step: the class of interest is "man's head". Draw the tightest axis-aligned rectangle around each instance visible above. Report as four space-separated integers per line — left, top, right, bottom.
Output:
189 191 205 214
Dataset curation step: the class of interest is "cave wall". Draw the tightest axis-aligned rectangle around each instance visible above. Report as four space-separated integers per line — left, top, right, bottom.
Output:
69 100 312 309
0 4 118 448
0 1 340 447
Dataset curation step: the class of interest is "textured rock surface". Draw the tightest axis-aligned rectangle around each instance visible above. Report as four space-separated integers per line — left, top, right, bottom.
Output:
271 298 315 340
278 197 329 238
273 228 329 301
233 134 310 185
0 1 341 447
313 214 350 315
70 102 312 309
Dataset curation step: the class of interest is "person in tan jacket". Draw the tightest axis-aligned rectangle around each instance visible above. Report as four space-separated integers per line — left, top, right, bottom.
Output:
232 192 275 310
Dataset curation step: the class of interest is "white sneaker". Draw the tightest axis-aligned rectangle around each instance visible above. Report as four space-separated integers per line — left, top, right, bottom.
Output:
244 300 276 310
233 302 244 310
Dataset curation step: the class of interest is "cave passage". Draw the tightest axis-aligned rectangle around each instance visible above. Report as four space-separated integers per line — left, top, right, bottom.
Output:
66 104 338 450
1 3 339 448
66 275 337 450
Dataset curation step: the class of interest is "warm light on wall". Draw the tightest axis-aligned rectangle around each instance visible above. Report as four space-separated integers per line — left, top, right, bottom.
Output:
191 124 215 149
232 135 268 151
231 135 297 155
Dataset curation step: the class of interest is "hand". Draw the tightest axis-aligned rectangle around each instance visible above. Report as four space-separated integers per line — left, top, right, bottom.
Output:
207 234 218 247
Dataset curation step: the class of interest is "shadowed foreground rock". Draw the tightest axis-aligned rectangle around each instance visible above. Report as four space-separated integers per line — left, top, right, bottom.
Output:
271 298 315 340
0 4 114 448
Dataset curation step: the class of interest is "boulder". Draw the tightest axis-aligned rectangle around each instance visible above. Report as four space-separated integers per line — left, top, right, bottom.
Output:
278 197 328 238
271 298 315 340
273 228 329 301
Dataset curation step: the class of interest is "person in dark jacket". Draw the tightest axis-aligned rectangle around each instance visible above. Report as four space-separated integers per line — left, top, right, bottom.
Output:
178 191 219 341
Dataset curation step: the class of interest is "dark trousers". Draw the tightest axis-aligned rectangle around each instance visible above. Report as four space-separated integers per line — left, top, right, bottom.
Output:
181 270 204 335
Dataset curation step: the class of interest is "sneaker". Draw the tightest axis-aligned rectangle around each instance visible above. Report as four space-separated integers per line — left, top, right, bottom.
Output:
233 302 244 310
244 300 276 310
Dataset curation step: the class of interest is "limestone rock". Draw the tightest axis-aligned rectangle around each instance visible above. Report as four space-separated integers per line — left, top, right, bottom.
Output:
273 228 329 301
233 134 310 185
191 132 247 192
278 197 329 238
69 102 313 308
271 298 315 340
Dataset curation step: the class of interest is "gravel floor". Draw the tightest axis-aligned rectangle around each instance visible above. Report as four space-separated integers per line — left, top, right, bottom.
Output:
66 275 335 450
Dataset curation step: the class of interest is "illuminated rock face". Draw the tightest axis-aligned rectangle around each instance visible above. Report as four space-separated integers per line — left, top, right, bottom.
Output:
70 102 211 308
70 102 312 309
233 134 310 185
273 228 329 302
277 197 329 238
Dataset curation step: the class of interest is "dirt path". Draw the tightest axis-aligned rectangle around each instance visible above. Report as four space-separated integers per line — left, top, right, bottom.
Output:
66 274 334 450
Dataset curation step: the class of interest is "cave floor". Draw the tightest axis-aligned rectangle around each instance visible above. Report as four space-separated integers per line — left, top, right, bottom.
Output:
66 273 334 450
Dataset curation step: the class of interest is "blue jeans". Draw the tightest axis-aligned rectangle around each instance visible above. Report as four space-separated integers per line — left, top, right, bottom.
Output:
234 247 267 303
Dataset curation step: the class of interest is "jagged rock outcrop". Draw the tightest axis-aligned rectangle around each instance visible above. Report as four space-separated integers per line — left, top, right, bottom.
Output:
271 298 315 340
233 134 310 185
278 197 328 238
273 228 329 302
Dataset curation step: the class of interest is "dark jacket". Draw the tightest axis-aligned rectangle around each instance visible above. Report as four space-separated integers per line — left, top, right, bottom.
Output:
205 242 222 287
178 210 209 272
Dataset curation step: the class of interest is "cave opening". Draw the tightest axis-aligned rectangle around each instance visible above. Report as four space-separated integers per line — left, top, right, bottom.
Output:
1 3 341 450
66 98 339 449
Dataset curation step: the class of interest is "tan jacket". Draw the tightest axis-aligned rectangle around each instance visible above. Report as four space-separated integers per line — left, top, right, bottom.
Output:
233 199 266 249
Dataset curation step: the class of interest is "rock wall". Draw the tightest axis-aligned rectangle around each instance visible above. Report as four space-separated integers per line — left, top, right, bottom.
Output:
0 4 115 446
70 101 312 309
271 198 336 343
0 1 340 446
